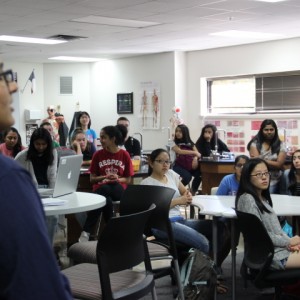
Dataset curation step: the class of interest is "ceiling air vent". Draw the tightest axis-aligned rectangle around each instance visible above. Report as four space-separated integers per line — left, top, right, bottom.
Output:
60 76 73 95
48 34 87 41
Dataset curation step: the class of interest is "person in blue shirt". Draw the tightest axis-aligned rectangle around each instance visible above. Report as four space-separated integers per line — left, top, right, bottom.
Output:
77 111 98 148
0 62 72 299
217 155 249 196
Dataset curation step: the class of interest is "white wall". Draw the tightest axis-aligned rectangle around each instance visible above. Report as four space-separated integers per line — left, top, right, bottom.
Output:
43 63 91 132
90 52 176 151
6 61 44 143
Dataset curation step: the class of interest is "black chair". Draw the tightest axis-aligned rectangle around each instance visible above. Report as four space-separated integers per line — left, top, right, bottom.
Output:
68 185 187 299
236 210 300 299
119 185 187 300
63 204 157 300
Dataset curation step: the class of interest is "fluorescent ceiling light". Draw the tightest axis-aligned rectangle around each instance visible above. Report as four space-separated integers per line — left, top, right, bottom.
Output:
72 15 160 28
0 35 67 44
210 30 283 39
254 0 287 2
48 56 104 62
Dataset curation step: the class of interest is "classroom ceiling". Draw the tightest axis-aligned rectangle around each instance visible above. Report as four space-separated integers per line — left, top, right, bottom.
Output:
1 0 300 63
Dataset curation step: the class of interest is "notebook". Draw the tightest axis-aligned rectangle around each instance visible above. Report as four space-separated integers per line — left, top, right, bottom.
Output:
38 154 83 198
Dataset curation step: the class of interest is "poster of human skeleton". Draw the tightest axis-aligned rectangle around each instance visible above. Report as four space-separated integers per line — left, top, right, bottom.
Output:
139 81 160 129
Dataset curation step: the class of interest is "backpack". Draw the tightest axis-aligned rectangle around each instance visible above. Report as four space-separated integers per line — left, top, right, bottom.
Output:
180 249 217 300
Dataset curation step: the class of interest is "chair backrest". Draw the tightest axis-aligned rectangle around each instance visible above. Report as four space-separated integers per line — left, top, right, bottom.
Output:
119 185 175 234
97 204 156 298
210 186 218 195
236 210 274 271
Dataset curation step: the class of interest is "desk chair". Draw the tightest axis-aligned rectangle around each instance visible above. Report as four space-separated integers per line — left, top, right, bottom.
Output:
210 186 218 195
63 204 157 300
119 185 187 300
236 210 300 299
68 185 186 300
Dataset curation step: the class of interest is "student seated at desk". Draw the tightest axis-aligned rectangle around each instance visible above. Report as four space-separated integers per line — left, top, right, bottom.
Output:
15 128 58 243
247 119 286 194
236 158 300 270
171 124 201 195
40 121 60 148
141 148 230 281
195 124 229 157
70 128 96 166
0 126 25 158
79 124 134 243
217 155 249 196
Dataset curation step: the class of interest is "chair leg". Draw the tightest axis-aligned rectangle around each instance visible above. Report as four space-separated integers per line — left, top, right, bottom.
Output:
151 286 158 300
173 258 185 300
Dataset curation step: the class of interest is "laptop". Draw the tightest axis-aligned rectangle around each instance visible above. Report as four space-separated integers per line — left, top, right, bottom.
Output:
38 154 83 198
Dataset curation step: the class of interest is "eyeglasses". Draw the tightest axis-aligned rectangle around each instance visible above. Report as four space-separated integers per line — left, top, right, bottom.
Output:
250 171 271 178
154 160 172 165
0 70 14 86
47 109 54 112
235 164 244 169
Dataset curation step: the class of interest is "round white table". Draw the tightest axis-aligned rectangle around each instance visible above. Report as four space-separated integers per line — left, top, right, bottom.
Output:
43 192 106 216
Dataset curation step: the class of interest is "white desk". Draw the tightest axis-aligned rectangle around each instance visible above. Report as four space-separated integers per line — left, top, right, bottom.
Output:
43 192 106 216
192 194 300 300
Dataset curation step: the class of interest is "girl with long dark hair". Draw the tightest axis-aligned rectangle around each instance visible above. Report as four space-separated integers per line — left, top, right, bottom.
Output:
76 111 97 148
0 127 25 158
15 127 57 188
79 124 134 242
142 149 231 281
70 128 96 166
15 127 58 242
172 124 201 195
247 119 286 193
195 124 229 157
236 158 300 269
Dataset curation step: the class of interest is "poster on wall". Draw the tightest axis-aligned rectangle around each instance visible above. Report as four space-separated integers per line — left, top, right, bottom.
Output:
139 81 160 130
25 124 38 145
117 93 133 114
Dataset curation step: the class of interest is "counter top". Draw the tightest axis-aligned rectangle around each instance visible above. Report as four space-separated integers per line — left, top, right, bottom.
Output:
200 157 235 164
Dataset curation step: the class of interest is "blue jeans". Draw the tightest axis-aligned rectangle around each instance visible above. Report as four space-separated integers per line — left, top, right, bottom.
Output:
46 215 58 244
152 219 210 254
173 164 201 193
152 218 230 266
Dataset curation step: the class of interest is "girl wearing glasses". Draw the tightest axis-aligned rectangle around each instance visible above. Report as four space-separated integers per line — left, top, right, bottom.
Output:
236 158 300 269
216 155 249 196
0 127 25 158
247 119 286 194
141 149 230 274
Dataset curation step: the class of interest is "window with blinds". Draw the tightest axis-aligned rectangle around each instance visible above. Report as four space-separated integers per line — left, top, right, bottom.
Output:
256 75 300 112
207 73 300 114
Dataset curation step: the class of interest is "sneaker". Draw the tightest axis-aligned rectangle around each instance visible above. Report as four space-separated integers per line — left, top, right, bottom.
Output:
78 231 90 243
